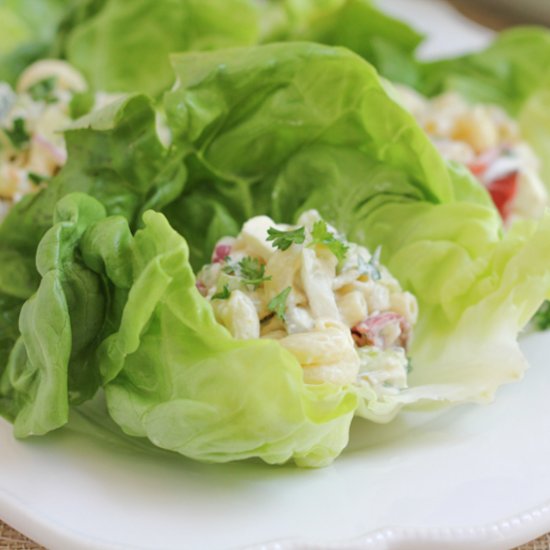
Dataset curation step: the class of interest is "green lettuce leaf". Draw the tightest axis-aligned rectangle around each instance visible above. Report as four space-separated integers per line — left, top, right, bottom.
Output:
0 0 75 84
258 0 424 86
98 205 357 466
4 192 357 465
418 28 550 113
0 94 184 303
0 94 185 425
0 195 107 436
61 0 260 96
164 42 490 265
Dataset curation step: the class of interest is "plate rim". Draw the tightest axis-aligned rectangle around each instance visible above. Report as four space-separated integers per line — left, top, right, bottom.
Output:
2 482 550 550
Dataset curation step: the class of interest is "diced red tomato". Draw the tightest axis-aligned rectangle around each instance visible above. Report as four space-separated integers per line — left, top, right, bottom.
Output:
486 171 519 221
468 148 499 177
468 148 519 222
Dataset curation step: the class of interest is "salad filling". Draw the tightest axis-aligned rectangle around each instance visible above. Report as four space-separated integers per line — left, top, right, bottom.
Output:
0 60 118 221
197 210 418 394
396 86 548 224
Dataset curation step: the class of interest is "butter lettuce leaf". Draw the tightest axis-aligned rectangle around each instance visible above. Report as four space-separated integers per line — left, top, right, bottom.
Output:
0 195 107 436
61 0 260 96
258 0 423 86
164 43 490 265
0 94 185 426
97 205 357 466
0 0 72 84
3 192 357 465
0 94 181 302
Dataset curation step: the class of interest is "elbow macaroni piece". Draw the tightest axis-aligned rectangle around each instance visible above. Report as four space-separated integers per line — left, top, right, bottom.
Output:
285 305 314 334
354 280 390 313
390 291 418 326
279 320 360 385
234 215 279 262
17 60 87 94
336 290 368 327
451 107 499 153
300 247 340 320
213 290 260 340
266 247 301 296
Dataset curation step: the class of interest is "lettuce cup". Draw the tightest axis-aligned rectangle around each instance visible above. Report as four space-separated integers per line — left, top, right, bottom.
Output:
2 43 550 467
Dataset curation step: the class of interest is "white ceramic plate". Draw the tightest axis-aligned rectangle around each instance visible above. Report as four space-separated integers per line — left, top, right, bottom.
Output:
383 0 494 59
2 2 549 550
2 331 550 550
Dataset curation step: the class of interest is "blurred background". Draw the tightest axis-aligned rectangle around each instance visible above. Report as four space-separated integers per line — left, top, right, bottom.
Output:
449 0 550 28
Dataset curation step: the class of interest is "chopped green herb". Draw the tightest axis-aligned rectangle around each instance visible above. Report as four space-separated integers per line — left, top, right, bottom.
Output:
406 357 413 374
238 256 272 289
268 287 291 320
309 220 348 263
358 246 382 281
266 226 305 251
28 77 58 103
4 118 29 150
28 172 51 185
212 284 231 300
221 256 272 289
533 300 550 331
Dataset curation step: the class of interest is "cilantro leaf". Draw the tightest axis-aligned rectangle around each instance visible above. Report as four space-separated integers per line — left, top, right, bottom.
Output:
266 226 305 251
4 118 30 150
212 284 231 300
357 246 382 281
533 300 550 331
238 256 272 289
309 220 348 263
28 77 58 104
268 287 292 320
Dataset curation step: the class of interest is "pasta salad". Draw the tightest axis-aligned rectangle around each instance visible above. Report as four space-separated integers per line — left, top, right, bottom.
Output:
197 210 418 395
